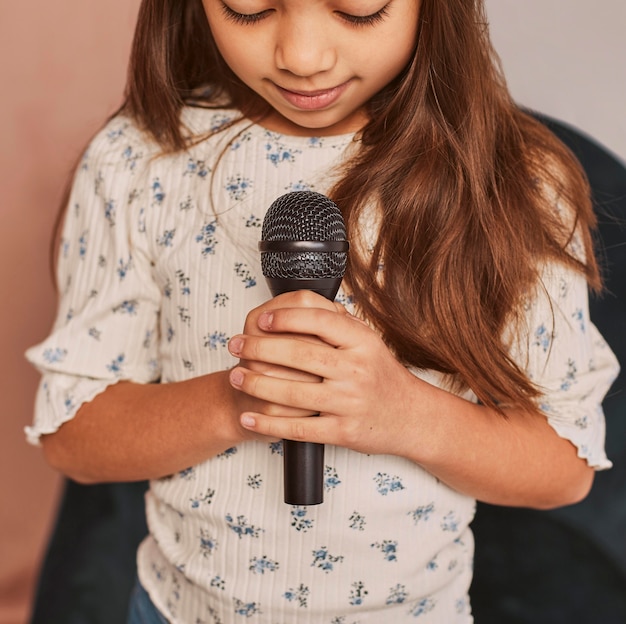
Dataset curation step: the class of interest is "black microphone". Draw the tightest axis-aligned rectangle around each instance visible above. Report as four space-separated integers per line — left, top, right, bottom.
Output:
259 191 349 505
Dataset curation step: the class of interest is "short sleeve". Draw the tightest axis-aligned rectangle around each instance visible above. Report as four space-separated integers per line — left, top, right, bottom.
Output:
25 117 161 445
509 259 620 470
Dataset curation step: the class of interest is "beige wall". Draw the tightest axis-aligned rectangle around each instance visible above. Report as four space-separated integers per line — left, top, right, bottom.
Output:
0 2 140 621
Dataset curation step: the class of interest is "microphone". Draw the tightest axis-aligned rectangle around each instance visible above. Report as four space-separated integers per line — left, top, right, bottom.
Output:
259 191 349 505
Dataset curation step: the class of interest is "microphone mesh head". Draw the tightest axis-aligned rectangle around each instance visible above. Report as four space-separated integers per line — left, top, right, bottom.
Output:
261 191 348 279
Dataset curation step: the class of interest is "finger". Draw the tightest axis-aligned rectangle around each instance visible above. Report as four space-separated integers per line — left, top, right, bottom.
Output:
257 307 369 349
239 412 335 445
229 366 330 414
230 335 338 379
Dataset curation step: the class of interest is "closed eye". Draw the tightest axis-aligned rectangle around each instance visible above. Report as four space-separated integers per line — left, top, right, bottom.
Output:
220 2 273 25
336 3 391 27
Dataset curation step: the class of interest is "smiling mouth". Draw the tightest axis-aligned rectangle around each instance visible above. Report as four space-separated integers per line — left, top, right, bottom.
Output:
275 81 352 111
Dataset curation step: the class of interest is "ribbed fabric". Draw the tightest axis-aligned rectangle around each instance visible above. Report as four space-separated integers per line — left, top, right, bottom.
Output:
25 106 618 623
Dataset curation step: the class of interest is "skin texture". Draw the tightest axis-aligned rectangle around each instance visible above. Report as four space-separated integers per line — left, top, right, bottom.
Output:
202 0 420 135
41 0 595 510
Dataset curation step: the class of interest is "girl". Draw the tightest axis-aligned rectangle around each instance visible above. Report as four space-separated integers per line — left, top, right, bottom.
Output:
27 0 619 622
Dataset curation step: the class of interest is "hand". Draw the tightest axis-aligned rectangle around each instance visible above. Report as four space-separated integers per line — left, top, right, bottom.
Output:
227 291 423 458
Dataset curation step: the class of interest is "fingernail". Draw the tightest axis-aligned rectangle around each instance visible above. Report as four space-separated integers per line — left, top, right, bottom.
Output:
230 369 244 387
258 311 273 330
229 337 243 356
241 414 256 428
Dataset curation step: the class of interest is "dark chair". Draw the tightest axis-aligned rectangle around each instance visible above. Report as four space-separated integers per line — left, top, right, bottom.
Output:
471 113 626 623
30 114 625 623
30 479 148 623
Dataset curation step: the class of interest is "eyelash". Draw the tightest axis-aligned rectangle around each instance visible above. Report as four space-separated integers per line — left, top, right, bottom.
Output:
220 3 391 27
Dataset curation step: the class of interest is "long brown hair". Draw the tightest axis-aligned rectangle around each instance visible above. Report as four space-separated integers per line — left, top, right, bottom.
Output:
67 0 601 414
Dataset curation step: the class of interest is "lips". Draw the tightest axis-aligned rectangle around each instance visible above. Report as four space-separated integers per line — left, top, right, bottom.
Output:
275 81 352 111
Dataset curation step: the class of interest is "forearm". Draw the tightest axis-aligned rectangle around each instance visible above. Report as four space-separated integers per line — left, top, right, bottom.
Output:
41 371 249 484
404 380 594 509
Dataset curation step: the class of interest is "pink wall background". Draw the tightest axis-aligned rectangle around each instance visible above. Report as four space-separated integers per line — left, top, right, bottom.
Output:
0 2 141 621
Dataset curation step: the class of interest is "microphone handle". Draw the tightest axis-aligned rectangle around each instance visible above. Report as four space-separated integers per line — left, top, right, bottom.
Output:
266 276 343 506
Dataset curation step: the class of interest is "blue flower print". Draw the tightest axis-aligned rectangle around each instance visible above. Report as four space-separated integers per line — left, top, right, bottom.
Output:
349 511 366 531
269 441 284 455
374 472 406 496
456 596 470 614
441 511 460 532
178 306 191 326
210 575 226 590
408 597 436 617
43 348 68 364
151 178 166 205
264 134 301 166
386 584 408 605
106 354 125 376
204 331 229 350
117 256 133 281
247 473 262 489
225 514 263 539
104 199 116 227
106 126 125 143
245 214 262 228
213 293 229 308
166 321 175 343
285 180 312 193
157 229 176 248
113 300 138 315
408 503 435 525
179 467 196 480
209 112 235 132
189 488 215 509
179 195 194 212
88 327 101 341
311 547 344 573
122 145 142 171
198 529 218 557
324 466 341 490
533 323 552 353
184 158 210 179
575 415 589 429
572 308 586 333
233 597 262 617
560 358 578 391
196 220 219 257
64 395 76 416
225 175 252 201
137 207 146 234
78 230 88 259
426 557 438 572
249 556 279 575
349 581 368 606
291 506 314 532
234 262 257 288
283 584 310 608
217 446 238 459
371 540 398 562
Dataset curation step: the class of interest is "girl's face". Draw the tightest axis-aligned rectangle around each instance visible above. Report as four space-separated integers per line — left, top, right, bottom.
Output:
203 0 420 136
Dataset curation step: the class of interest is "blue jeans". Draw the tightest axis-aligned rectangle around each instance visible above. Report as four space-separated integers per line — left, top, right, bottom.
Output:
127 579 170 624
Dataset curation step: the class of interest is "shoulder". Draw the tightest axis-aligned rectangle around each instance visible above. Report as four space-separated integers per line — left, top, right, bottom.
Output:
80 113 161 175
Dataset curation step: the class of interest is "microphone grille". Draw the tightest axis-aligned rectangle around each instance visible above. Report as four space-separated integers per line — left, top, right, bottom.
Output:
261 191 347 242
260 191 348 280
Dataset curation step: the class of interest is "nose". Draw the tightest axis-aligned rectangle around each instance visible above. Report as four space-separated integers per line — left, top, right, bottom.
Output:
274 15 336 77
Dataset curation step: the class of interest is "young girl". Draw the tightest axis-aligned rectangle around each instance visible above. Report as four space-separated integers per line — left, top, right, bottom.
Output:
27 0 619 622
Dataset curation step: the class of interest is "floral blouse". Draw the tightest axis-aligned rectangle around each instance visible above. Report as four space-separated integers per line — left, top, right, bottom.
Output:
26 106 619 623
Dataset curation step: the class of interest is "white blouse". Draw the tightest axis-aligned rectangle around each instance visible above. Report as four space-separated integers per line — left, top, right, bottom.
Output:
26 106 619 623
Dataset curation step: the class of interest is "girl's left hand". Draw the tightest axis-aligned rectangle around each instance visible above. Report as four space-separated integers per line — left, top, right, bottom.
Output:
227 293 424 459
